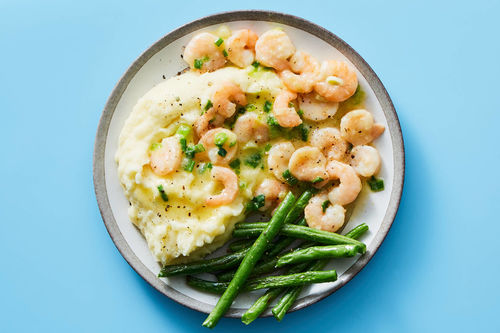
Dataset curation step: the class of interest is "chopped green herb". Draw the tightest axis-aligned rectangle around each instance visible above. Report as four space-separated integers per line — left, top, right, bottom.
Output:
298 123 309 141
183 159 195 172
194 143 205 153
264 143 272 152
214 38 223 47
207 162 213 169
214 132 228 147
229 159 241 174
245 104 257 111
263 100 272 112
157 185 168 202
179 137 187 152
198 163 209 174
228 140 236 147
244 151 262 168
218 147 227 157
204 100 213 111
252 61 260 69
176 124 192 138
194 58 203 69
150 142 161 151
312 177 324 184
245 194 265 213
297 109 304 117
222 49 228 57
321 200 330 212
282 169 298 186
185 146 196 159
367 176 384 192
267 115 284 138
239 181 247 189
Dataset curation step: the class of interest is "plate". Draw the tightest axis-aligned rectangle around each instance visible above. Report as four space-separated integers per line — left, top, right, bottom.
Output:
93 10 404 317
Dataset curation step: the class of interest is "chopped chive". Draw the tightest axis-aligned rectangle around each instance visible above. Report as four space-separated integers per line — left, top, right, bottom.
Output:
183 159 195 172
282 169 298 186
179 138 187 152
312 177 324 184
194 143 205 153
239 181 247 189
245 104 257 111
150 142 161 151
204 100 213 111
218 147 227 157
222 49 228 57
298 123 309 141
367 176 384 192
229 158 241 174
185 147 196 159
244 151 262 168
264 100 272 112
321 200 330 212
214 132 228 147
214 38 223 47
157 185 168 202
176 124 192 138
194 58 203 69
252 61 260 69
297 109 304 117
245 194 265 213
264 143 272 152
228 140 237 147
207 162 213 169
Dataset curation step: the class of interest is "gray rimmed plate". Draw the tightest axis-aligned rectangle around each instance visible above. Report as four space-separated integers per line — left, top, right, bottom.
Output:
93 10 404 317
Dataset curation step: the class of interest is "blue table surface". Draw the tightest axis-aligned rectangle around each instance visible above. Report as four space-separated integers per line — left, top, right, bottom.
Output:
1 0 499 331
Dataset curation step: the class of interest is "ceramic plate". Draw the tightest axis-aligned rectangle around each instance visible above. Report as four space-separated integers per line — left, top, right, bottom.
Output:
93 10 404 317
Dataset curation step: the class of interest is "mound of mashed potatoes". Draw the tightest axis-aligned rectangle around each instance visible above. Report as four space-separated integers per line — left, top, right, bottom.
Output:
116 67 284 265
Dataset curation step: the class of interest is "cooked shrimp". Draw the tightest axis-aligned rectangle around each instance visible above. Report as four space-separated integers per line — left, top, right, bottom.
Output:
349 145 381 177
150 136 182 176
305 192 345 232
255 178 289 211
309 127 349 162
193 107 225 138
298 93 339 122
340 109 385 145
268 141 295 181
280 51 320 93
233 113 269 144
226 29 259 68
326 160 361 206
212 81 247 118
314 60 358 102
255 29 295 71
197 128 238 165
183 32 226 72
288 146 329 183
206 166 239 207
273 90 302 128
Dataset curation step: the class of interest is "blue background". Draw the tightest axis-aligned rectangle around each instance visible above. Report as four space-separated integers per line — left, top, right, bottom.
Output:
1 0 499 331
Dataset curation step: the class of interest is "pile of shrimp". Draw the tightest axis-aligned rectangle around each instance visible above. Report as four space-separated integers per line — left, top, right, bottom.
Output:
150 27 385 233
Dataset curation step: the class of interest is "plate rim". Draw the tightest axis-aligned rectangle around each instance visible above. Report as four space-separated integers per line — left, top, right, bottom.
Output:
93 9 405 318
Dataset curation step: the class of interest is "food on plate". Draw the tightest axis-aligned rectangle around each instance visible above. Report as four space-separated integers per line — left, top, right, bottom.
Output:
115 25 386 326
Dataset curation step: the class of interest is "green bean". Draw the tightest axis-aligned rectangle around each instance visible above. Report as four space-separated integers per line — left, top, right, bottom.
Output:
228 239 254 252
241 262 310 325
275 244 364 267
282 190 314 224
202 192 296 329
189 269 337 294
272 260 329 321
344 223 369 240
158 247 250 277
233 223 366 252
263 218 308 258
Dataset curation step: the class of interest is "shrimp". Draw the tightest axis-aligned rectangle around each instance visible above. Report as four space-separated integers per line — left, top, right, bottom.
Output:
255 178 289 211
193 107 225 138
255 29 295 71
298 93 339 122
233 113 269 144
197 128 238 165
279 51 320 93
309 127 349 162
150 136 182 176
212 81 247 118
348 145 381 177
183 32 226 72
268 141 295 181
273 90 302 128
288 146 329 183
304 192 345 232
340 109 385 145
314 60 358 102
326 160 362 206
206 166 239 207
226 29 259 68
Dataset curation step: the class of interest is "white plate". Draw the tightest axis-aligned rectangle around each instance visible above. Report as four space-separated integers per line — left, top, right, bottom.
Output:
93 10 404 317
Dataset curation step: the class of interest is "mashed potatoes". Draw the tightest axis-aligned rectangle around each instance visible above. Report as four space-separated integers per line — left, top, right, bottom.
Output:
116 67 283 264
